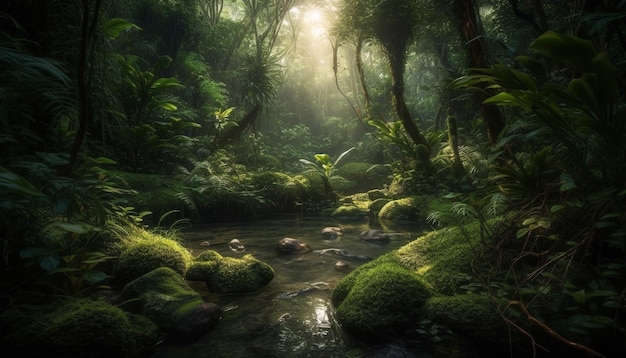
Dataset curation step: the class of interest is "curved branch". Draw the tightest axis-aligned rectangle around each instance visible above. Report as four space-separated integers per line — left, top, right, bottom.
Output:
507 301 607 358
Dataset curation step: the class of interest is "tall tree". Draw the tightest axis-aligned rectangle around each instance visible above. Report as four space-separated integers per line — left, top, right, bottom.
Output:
67 0 104 174
217 0 295 145
337 0 432 169
452 0 505 145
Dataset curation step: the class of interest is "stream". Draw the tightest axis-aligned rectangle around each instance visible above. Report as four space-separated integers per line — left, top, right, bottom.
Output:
150 217 428 358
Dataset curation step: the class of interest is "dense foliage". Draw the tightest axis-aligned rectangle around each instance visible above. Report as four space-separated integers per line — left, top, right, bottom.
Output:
1 0 625 356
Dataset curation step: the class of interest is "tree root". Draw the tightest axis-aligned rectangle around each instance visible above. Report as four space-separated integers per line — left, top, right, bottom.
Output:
507 300 606 358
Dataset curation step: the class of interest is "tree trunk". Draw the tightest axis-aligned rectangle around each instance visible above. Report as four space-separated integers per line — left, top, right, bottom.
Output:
386 45 432 169
216 103 262 147
454 0 505 145
67 0 103 175
447 114 465 177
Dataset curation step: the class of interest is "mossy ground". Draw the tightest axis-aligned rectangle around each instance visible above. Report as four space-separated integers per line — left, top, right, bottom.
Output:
0 298 160 358
332 217 507 351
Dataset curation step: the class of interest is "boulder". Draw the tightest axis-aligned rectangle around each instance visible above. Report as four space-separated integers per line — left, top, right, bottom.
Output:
332 261 433 338
119 267 222 339
378 197 424 222
186 250 275 294
229 238 246 252
313 248 371 261
335 261 350 271
360 230 392 244
331 205 367 220
367 189 387 201
368 198 391 216
114 237 192 285
321 226 343 239
424 293 509 345
276 237 311 254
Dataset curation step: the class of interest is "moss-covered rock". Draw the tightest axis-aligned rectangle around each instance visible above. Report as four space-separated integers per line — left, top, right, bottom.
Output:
424 293 509 346
377 196 425 222
331 205 368 220
0 298 159 357
396 225 489 295
115 235 192 285
367 189 387 201
119 267 222 337
186 250 275 293
331 253 402 306
368 198 391 216
333 261 433 338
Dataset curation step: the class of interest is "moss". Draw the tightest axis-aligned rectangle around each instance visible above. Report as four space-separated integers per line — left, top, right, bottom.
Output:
331 205 367 220
208 254 274 293
119 267 222 336
377 196 426 222
120 267 200 306
187 250 274 293
424 293 509 346
0 298 159 358
367 189 387 200
195 249 223 262
334 262 433 338
331 252 402 306
115 235 192 285
185 260 219 281
368 198 391 216
396 223 491 295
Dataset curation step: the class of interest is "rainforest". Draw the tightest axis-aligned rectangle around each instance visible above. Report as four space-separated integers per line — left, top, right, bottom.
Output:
1 1 625 357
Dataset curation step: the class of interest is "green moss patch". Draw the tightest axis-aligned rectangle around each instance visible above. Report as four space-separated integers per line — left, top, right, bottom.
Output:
396 226 485 295
334 261 433 338
331 205 368 220
187 250 275 293
115 234 192 285
119 267 222 337
378 196 426 222
425 293 509 345
0 298 159 357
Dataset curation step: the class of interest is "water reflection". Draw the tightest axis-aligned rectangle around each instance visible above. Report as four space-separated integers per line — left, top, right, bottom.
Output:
150 218 424 357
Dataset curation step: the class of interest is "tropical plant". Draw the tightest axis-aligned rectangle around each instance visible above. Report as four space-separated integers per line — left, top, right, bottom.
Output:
299 147 355 203
112 54 200 172
447 31 626 356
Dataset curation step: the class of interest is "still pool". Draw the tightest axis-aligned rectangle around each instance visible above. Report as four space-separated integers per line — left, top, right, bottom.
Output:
150 217 428 358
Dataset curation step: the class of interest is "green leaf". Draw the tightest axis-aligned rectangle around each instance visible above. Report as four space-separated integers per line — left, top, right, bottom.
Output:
530 31 597 72
550 204 565 213
571 290 586 305
46 221 92 234
152 77 183 89
102 18 141 39
158 101 178 111
39 253 60 272
82 270 108 284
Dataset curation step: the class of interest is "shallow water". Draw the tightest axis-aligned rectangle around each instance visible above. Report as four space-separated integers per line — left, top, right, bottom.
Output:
150 217 427 358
